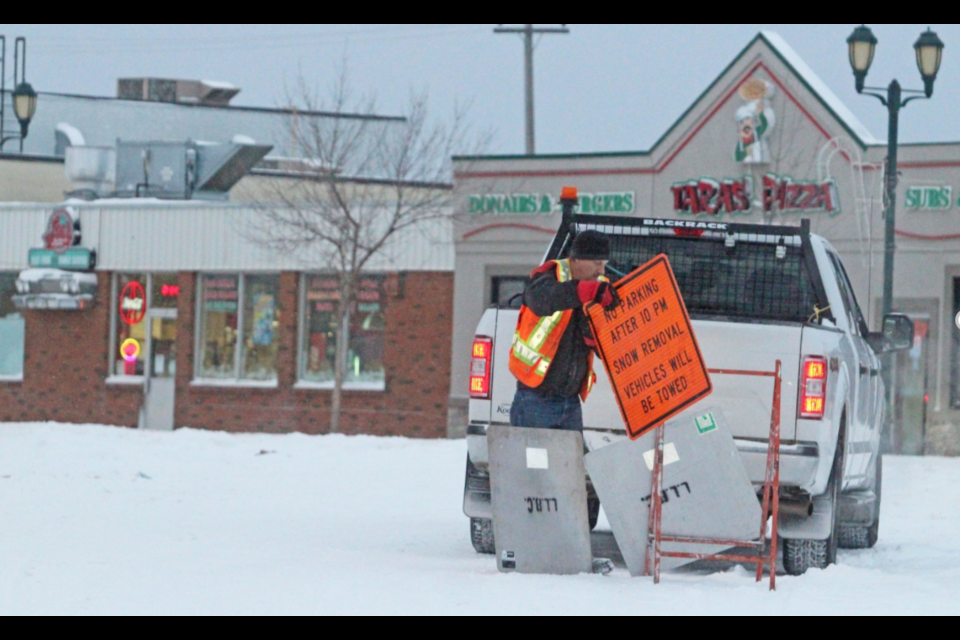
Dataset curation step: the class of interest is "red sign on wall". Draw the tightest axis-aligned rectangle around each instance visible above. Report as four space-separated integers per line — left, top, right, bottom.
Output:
120 281 146 325
42 208 78 254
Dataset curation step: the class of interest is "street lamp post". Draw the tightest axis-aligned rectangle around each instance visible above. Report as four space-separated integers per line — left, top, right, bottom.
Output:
0 36 38 153
847 25 944 449
10 81 38 150
847 24 945 321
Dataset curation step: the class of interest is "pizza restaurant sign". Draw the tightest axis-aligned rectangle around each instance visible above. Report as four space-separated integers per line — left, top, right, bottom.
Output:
671 173 840 217
468 191 635 215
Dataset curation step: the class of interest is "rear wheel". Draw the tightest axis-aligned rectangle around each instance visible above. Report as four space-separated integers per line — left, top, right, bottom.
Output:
470 518 495 555
783 421 844 575
782 534 831 576
839 455 882 549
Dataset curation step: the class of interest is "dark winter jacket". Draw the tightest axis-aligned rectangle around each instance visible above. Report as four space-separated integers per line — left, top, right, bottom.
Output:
518 268 594 398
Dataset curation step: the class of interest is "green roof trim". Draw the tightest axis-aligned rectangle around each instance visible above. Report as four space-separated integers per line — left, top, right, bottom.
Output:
896 140 960 148
453 149 651 162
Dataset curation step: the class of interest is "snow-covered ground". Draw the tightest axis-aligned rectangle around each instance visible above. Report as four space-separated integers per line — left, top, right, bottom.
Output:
0 422 957 615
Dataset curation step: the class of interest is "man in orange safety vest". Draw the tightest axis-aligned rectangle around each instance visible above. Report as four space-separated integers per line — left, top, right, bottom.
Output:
508 230 620 431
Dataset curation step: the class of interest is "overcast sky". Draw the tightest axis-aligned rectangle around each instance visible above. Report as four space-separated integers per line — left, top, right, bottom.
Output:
3 24 959 154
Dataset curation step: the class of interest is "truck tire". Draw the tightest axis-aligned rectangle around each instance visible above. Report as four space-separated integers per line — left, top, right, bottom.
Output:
782 535 830 576
470 518 495 555
839 455 882 550
782 419 845 575
588 498 601 532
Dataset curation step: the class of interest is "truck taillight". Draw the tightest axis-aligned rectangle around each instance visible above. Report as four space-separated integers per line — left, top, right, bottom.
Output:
470 337 493 399
799 356 827 419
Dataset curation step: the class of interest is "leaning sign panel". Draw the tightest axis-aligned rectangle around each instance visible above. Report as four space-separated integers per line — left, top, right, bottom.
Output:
488 426 593 575
586 255 712 440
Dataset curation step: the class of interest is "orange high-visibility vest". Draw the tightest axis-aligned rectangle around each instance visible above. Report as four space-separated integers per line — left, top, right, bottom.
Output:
508 259 602 402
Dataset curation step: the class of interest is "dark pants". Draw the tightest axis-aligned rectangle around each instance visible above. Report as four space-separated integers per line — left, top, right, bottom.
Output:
510 387 583 431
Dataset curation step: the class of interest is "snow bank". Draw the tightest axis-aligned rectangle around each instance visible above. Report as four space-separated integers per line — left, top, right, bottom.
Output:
0 422 956 615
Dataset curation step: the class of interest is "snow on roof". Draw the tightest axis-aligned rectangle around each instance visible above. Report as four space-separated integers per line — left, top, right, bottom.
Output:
201 80 239 90
17 268 97 284
55 122 86 147
761 31 880 145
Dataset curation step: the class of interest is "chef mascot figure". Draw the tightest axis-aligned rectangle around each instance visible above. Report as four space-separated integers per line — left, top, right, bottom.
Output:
735 78 776 164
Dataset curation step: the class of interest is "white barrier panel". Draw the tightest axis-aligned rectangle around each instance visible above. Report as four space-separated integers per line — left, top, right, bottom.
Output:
584 407 760 576
488 426 593 575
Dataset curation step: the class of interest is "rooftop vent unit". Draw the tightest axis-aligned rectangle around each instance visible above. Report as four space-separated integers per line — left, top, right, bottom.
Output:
117 78 241 107
65 146 117 199
114 140 272 200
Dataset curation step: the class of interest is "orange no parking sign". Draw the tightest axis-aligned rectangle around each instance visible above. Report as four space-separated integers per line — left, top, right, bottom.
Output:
586 255 712 440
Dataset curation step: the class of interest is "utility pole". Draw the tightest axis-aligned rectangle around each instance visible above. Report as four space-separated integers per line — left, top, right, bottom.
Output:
494 24 570 155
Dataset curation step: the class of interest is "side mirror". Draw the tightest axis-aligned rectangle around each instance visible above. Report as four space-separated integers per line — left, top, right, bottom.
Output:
868 313 915 353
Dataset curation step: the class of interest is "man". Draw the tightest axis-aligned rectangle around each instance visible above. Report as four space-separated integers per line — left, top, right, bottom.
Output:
509 230 620 431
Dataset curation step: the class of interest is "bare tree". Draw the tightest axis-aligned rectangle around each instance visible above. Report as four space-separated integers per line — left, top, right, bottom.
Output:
249 69 485 434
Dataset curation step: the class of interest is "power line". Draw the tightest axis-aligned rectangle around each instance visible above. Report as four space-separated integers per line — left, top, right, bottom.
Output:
494 24 569 155
27 25 487 55
29 24 462 45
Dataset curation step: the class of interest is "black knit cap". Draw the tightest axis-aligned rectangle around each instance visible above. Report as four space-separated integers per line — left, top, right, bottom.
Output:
569 230 611 260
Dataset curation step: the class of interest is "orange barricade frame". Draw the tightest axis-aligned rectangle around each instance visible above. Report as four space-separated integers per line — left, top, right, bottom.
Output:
644 361 783 591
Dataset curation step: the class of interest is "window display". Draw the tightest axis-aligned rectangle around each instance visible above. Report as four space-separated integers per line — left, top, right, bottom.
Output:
199 275 240 379
301 275 385 385
198 274 280 382
242 275 279 381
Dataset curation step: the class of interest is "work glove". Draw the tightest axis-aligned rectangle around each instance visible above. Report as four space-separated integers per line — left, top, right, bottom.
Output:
577 281 621 310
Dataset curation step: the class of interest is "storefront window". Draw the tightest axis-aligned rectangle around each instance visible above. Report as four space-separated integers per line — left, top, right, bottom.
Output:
114 273 148 377
111 273 180 378
0 272 24 378
198 274 280 382
301 275 386 386
242 275 280 381
199 275 240 379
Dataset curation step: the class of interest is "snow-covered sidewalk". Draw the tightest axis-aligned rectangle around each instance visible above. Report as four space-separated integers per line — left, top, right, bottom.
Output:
0 423 957 615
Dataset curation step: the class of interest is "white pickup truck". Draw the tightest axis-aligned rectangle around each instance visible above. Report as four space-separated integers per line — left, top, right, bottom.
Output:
463 213 914 575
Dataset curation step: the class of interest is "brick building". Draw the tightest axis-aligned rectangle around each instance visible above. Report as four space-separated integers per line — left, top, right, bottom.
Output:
0 202 454 437
0 77 455 437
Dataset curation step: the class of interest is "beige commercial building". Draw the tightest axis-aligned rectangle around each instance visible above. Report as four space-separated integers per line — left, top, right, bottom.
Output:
450 32 960 456
0 156 70 202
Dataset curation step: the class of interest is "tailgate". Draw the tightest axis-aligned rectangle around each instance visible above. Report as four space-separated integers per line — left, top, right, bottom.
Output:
688 319 800 441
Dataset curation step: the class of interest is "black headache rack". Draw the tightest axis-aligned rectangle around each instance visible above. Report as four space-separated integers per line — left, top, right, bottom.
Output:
546 214 835 325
